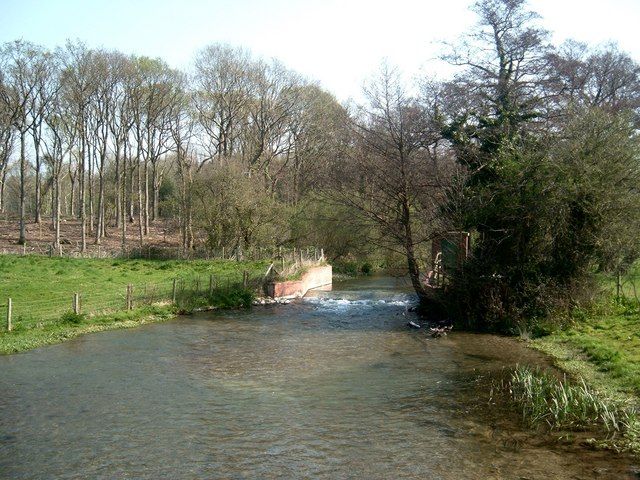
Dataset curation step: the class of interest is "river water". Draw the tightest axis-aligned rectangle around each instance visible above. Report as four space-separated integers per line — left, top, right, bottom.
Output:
0 276 637 479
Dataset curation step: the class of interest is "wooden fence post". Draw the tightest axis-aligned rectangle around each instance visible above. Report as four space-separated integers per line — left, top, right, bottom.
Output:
73 293 80 314
172 278 177 303
6 298 12 332
616 272 622 302
243 271 249 289
126 284 133 310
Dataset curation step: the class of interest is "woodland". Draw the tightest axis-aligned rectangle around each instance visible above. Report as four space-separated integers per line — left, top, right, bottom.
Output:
1 0 639 329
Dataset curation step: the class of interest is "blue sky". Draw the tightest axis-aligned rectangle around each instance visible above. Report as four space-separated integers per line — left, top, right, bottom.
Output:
2 0 639 100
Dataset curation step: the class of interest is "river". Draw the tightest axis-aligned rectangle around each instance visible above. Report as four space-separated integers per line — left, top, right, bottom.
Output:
0 276 636 479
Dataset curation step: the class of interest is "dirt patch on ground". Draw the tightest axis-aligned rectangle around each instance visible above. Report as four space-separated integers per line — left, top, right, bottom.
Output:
0 216 182 257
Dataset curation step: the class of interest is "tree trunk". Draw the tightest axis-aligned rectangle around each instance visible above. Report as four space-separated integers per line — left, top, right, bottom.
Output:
0 161 7 213
50 175 55 226
69 173 76 217
151 161 159 221
114 143 121 229
144 158 149 235
18 131 27 245
88 147 94 234
181 177 188 253
80 132 86 253
95 165 104 245
54 166 61 251
34 146 42 224
186 167 194 250
128 158 135 223
137 155 144 249
401 195 429 304
121 144 127 254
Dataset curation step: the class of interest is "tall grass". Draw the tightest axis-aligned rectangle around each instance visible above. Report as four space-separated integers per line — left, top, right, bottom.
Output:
494 366 640 451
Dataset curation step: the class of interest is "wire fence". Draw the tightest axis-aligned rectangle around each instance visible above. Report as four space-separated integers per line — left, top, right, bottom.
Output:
604 269 640 307
1 269 270 333
0 240 328 333
0 241 326 263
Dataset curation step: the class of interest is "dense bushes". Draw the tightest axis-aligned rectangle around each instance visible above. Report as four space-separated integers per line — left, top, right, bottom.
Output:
445 110 640 332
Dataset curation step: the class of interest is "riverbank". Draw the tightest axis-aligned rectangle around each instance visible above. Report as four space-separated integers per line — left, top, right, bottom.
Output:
517 298 640 454
0 255 269 354
531 299 640 402
0 305 177 354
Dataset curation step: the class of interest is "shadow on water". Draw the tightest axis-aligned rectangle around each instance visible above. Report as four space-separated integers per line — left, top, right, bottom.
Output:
0 275 638 479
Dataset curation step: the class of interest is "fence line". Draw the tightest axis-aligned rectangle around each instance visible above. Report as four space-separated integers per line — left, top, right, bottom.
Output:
1 269 273 333
610 270 640 306
1 242 325 263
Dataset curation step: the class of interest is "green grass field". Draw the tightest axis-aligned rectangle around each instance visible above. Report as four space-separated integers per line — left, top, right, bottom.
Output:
0 255 269 353
533 266 640 402
534 303 640 398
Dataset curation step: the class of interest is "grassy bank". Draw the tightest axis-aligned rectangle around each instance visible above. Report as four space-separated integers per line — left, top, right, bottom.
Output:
511 269 640 453
523 265 640 398
532 300 640 401
0 255 269 354
0 305 177 354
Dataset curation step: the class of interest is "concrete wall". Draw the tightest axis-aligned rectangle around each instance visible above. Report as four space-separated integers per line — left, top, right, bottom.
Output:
267 265 332 298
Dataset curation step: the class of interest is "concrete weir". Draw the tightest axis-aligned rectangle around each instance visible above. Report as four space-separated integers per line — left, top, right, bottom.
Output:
266 265 332 299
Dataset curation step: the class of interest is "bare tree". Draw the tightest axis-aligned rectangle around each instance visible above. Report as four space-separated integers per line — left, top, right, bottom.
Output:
330 65 450 303
271 83 349 202
140 60 180 224
0 41 52 243
29 48 57 224
242 60 303 185
87 50 119 244
193 44 251 162
0 80 14 213
545 41 640 123
42 65 75 250
60 41 98 253
168 75 196 253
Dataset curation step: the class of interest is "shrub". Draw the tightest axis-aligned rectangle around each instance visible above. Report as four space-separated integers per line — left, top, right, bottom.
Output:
175 285 254 313
360 262 372 275
208 288 254 309
333 261 359 276
60 311 86 325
